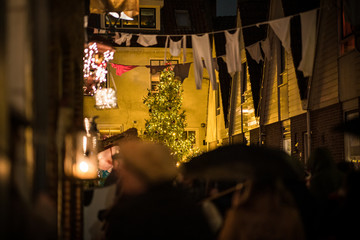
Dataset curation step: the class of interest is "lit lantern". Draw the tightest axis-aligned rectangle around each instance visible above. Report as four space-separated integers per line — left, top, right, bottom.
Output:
94 87 118 109
64 131 98 179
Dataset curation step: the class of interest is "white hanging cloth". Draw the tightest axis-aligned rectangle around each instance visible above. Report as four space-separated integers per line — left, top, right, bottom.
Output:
269 16 291 53
114 33 132 46
191 34 217 90
298 9 317 77
137 34 157 47
164 36 187 62
246 42 263 64
224 29 241 76
170 38 182 56
261 38 271 60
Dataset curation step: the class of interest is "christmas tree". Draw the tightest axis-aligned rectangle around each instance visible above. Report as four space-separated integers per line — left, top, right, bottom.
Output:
143 64 195 163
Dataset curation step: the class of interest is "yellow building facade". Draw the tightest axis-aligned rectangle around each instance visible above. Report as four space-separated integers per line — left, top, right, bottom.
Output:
84 47 213 152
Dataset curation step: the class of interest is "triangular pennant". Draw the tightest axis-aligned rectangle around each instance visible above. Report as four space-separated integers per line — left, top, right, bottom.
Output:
269 16 291 52
111 63 137 76
261 38 271 60
298 9 317 77
246 42 263 64
173 63 192 83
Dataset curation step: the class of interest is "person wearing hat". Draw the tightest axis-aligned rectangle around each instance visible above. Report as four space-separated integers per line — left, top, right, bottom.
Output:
97 128 140 186
103 139 215 240
83 128 139 240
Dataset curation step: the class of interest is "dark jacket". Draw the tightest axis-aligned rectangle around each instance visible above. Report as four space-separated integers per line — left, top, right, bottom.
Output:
104 182 215 240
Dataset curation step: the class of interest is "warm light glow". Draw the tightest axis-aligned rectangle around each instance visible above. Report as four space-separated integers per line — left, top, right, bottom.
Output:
79 161 89 172
83 135 87 153
84 118 91 135
83 42 114 96
64 132 99 179
95 88 118 109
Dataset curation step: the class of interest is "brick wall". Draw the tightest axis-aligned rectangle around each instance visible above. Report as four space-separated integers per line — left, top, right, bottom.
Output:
291 113 307 163
250 128 260 146
264 122 282 149
310 103 344 163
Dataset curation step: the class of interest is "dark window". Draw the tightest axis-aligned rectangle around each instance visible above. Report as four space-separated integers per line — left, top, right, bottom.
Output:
140 8 156 28
278 46 287 85
215 82 220 115
279 46 285 84
280 46 285 73
175 10 191 28
241 62 247 103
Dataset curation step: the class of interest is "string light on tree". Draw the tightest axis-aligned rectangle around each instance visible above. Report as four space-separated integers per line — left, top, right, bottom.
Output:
143 64 199 163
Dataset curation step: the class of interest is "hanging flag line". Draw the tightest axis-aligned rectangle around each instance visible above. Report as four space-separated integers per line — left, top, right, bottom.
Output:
106 7 319 87
109 62 194 83
89 7 320 37
108 55 224 68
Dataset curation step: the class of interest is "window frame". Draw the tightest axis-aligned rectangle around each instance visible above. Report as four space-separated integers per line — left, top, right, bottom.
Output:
339 0 355 55
140 8 157 29
183 128 199 148
149 59 179 93
103 7 159 30
344 110 360 168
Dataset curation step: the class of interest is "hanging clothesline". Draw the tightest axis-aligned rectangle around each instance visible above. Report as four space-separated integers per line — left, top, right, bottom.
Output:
89 7 320 37
109 55 224 67
104 6 319 87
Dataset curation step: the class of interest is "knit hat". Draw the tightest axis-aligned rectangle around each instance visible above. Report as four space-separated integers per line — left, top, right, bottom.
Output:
119 140 178 184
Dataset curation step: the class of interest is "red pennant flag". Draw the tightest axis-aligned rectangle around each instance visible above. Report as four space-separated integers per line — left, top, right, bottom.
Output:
111 63 137 76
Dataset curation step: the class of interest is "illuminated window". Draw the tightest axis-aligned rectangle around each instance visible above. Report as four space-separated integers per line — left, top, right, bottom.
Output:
282 120 291 155
140 8 156 28
123 14 139 28
149 59 178 93
183 130 196 144
340 1 355 55
344 111 360 168
104 7 158 29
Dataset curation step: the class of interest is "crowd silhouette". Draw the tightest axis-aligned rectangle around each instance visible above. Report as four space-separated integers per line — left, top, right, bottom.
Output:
83 126 360 240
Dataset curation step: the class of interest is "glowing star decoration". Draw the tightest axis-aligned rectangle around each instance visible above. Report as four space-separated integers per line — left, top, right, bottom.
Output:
83 42 115 96
94 88 118 109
